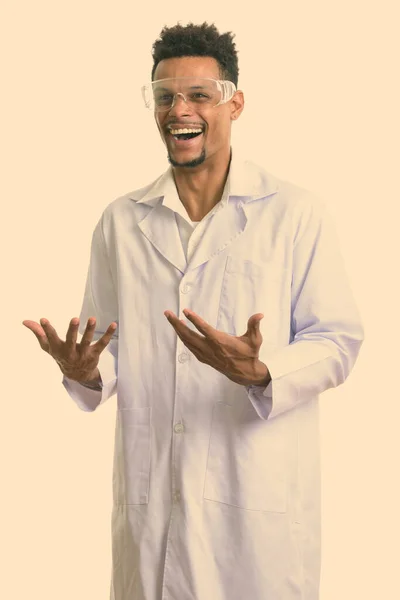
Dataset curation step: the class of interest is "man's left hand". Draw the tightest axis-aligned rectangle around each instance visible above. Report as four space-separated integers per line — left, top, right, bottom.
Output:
164 309 271 387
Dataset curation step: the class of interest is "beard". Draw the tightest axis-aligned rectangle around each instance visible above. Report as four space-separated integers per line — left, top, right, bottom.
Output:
167 148 206 168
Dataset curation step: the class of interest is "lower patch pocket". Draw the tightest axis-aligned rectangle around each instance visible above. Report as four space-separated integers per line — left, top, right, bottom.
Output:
117 407 152 505
204 402 287 512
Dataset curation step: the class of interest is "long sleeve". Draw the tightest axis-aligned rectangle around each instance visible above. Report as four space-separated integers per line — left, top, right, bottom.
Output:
246 194 364 420
62 216 119 412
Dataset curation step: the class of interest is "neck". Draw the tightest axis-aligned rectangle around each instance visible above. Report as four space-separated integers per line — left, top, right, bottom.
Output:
172 147 232 221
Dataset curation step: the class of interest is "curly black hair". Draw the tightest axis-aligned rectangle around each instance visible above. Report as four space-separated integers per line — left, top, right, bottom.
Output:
151 22 239 86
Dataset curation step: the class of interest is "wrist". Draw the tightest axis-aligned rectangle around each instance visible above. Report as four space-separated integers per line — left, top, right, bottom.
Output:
62 367 102 386
79 369 103 390
248 360 271 387
85 368 101 383
81 368 102 385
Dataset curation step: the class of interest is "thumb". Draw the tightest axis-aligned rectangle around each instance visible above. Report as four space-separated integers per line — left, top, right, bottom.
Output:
246 313 264 337
23 320 50 352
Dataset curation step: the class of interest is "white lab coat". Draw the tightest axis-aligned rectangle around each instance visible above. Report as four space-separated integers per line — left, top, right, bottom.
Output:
63 150 364 600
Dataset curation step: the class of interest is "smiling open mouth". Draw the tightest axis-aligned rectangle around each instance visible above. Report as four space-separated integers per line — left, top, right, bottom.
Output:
168 127 204 142
173 131 202 140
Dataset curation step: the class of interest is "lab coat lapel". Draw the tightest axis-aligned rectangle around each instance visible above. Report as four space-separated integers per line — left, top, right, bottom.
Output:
187 199 247 272
186 152 280 272
131 152 280 275
138 202 187 275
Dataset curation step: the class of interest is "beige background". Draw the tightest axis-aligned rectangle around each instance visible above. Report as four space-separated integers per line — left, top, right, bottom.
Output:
2 1 399 598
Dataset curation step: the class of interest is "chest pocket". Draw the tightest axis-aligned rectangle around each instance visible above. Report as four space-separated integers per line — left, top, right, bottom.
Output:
203 401 288 513
216 255 283 336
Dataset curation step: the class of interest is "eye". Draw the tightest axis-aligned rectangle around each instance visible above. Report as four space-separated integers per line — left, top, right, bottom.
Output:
190 92 210 101
155 93 173 105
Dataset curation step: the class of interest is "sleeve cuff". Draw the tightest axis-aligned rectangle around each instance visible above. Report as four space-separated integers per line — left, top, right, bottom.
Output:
246 379 273 420
62 348 117 412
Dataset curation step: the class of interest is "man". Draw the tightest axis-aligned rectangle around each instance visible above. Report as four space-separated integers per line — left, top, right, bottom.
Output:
23 22 364 600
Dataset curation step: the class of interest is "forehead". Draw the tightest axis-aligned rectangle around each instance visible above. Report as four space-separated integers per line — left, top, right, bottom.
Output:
153 56 221 81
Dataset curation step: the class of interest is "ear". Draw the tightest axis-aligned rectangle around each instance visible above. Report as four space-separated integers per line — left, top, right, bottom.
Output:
231 90 244 121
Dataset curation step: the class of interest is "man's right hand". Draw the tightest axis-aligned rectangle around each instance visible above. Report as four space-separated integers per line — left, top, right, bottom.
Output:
22 317 117 384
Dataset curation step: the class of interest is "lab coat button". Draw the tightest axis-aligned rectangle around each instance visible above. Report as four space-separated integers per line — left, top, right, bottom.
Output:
181 282 193 294
174 491 181 502
178 352 190 363
174 422 184 433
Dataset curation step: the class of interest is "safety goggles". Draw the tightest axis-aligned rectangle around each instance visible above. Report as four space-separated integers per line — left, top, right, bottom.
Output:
141 77 237 112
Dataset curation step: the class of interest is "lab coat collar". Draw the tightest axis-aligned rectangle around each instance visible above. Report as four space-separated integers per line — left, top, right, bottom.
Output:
129 149 279 275
128 148 279 207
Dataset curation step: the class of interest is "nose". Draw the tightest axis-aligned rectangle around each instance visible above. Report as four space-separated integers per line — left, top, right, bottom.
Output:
167 93 193 117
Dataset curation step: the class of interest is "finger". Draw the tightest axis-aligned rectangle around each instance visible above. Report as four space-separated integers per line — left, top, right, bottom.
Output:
174 329 204 359
165 311 197 336
65 318 80 349
182 309 217 339
245 313 264 339
92 322 118 354
39 318 62 351
80 317 97 346
22 320 50 352
165 311 205 348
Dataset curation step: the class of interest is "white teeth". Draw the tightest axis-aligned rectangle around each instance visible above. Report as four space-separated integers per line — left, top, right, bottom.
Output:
169 128 203 135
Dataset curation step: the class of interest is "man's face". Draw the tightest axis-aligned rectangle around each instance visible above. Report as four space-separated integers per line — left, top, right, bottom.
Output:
153 56 243 168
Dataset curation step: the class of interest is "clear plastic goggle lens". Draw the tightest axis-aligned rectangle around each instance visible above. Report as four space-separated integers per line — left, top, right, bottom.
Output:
141 77 236 112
